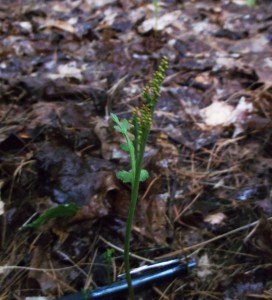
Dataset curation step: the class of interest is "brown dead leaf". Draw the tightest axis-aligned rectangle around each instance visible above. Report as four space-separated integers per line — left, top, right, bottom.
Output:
94 117 129 161
143 193 167 245
28 246 58 294
40 19 76 34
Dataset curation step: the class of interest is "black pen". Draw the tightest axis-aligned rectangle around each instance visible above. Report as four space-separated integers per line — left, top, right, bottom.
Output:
56 259 197 300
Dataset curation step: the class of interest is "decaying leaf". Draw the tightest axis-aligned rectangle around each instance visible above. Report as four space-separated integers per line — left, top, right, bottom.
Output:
28 247 59 295
204 212 226 225
39 19 76 34
200 101 234 127
199 97 255 136
138 10 181 33
197 254 213 279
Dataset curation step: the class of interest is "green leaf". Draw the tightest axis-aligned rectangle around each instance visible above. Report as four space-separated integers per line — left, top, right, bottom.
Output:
116 170 132 183
22 203 78 229
122 119 129 131
120 142 130 153
111 113 120 124
139 169 149 182
114 125 123 133
111 114 129 133
246 0 256 6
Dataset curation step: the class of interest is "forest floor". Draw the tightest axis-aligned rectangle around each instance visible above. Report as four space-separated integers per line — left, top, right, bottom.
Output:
1 0 272 299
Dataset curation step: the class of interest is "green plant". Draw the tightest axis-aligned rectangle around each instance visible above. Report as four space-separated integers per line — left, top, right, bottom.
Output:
22 203 78 229
153 0 159 31
102 248 115 263
102 248 115 282
246 0 256 6
81 288 92 300
111 57 168 300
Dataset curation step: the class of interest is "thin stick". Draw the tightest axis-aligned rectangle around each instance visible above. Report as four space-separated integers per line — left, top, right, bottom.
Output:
99 235 154 263
156 216 272 260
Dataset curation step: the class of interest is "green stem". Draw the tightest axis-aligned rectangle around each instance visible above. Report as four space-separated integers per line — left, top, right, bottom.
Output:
124 180 139 300
124 137 147 300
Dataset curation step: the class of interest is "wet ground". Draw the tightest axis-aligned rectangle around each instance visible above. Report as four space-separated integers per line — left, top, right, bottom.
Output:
1 0 272 299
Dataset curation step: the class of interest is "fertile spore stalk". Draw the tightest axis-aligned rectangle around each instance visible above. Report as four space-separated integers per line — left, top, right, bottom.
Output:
111 57 168 300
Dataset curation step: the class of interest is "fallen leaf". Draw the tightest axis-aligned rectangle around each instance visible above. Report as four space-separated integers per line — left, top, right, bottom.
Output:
200 97 255 136
204 212 226 225
40 19 76 34
46 62 85 81
138 11 181 33
197 254 213 279
28 247 59 294
200 101 234 127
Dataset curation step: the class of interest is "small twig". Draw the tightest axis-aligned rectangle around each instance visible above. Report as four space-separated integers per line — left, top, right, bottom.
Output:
174 190 202 222
157 278 176 300
99 235 154 263
153 285 170 300
0 265 85 272
156 217 272 260
106 74 129 119
141 175 160 200
84 248 97 289
243 220 261 243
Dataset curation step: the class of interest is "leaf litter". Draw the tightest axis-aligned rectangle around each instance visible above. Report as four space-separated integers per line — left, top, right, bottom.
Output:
1 0 272 299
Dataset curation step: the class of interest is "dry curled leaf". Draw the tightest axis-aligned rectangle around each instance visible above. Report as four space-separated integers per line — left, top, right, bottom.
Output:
204 212 226 225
